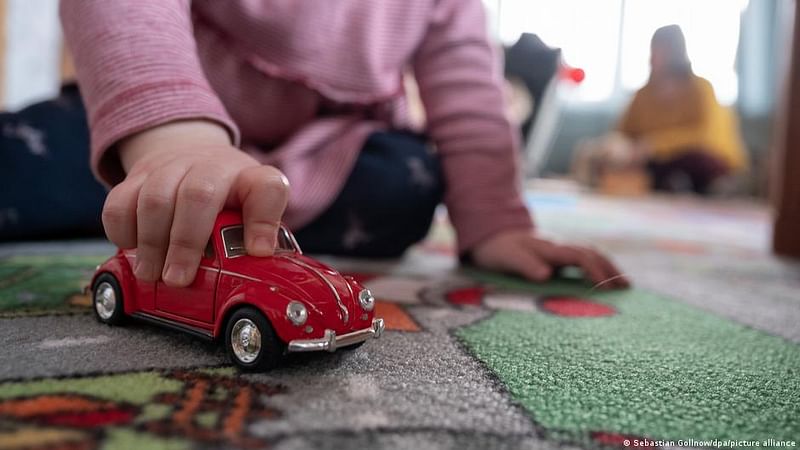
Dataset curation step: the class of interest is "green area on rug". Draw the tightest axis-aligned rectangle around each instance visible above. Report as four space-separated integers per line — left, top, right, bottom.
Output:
0 255 107 314
458 272 800 446
102 428 189 450
0 371 183 405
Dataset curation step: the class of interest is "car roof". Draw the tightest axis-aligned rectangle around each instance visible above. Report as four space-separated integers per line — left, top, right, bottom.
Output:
216 210 244 229
215 210 288 230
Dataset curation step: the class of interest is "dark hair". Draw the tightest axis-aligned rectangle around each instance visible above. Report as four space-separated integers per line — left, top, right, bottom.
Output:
651 24 693 78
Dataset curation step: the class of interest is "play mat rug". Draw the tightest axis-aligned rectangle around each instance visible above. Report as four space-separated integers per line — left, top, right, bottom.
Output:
0 191 798 449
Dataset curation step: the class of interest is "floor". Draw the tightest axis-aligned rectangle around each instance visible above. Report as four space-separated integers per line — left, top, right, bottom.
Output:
0 188 798 450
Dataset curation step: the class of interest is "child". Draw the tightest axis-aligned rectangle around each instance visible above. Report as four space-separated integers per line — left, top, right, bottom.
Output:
59 0 627 289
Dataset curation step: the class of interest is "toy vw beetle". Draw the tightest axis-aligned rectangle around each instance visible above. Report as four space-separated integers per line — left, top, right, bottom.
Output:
89 210 384 371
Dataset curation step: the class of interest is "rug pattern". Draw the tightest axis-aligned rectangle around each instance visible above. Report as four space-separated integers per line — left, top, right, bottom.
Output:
1 192 799 449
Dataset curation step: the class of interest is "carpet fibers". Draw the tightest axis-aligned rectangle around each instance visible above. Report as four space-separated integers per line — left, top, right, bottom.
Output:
0 191 798 449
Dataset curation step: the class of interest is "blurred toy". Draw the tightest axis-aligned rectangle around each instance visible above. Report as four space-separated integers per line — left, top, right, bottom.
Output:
572 132 651 196
89 210 384 371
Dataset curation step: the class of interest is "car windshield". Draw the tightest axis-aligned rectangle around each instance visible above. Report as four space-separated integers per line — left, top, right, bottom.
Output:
276 226 301 253
221 225 300 258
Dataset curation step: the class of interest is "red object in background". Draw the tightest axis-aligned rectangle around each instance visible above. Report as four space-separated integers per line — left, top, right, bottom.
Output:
89 210 384 371
560 65 585 84
341 272 379 285
540 296 616 317
445 286 487 306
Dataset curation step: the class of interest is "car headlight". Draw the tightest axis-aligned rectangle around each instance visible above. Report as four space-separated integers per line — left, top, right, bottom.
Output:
286 301 308 326
358 289 375 311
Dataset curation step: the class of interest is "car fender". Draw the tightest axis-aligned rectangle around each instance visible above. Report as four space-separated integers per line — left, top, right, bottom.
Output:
215 286 280 339
91 252 137 315
214 284 308 344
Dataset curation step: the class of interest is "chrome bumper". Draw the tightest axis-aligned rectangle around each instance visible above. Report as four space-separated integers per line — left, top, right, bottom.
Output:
287 318 384 353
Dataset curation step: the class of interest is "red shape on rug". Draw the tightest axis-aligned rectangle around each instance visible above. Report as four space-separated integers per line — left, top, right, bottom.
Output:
445 286 486 306
374 301 420 332
591 431 657 448
541 296 616 317
40 408 137 428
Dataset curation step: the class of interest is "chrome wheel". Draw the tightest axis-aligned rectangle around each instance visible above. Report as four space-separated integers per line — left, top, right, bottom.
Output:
230 318 262 363
94 281 117 320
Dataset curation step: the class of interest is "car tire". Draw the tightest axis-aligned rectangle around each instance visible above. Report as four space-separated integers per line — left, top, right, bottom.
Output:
225 307 283 372
92 273 126 325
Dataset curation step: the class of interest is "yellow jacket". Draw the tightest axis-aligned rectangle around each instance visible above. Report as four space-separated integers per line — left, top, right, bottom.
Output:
617 75 748 171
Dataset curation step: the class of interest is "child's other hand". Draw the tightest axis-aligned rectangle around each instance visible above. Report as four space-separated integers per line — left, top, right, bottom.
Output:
471 230 630 289
102 120 289 288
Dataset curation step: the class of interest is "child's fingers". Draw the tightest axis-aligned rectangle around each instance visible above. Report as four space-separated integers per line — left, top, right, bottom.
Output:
232 165 289 257
504 248 553 282
594 253 630 288
567 246 628 288
101 174 145 249
161 163 232 287
562 246 610 287
134 163 185 282
526 240 608 287
477 238 552 281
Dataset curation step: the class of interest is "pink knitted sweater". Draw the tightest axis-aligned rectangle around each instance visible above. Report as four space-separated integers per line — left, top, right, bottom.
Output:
60 0 533 252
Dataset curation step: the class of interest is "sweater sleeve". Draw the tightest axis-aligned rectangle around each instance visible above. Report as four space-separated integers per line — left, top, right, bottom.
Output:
60 0 240 186
412 0 533 254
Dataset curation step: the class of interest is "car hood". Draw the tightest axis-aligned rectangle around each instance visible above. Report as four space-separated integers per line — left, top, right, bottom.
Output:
237 254 357 325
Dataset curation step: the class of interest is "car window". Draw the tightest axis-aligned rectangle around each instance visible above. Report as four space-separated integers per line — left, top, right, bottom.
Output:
276 226 301 253
221 224 301 258
221 226 246 258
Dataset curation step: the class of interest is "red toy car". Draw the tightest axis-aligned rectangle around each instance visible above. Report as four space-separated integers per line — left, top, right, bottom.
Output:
89 210 384 371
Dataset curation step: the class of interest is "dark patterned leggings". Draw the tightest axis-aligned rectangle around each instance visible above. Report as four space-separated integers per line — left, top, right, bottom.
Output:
0 85 444 257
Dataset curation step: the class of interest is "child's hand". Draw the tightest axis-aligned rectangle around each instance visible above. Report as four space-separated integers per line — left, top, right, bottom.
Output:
471 230 630 289
102 120 289 288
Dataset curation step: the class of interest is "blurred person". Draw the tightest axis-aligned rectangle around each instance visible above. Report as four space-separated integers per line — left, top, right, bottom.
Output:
0 0 629 290
617 24 748 194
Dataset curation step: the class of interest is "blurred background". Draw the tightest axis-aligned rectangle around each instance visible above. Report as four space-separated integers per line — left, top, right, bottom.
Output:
0 0 792 194
481 0 791 196
0 0 798 256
